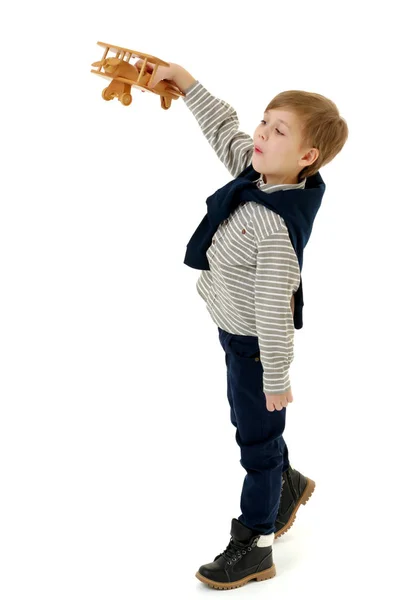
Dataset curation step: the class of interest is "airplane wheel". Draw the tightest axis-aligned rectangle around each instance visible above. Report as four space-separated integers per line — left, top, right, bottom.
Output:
161 96 171 110
102 88 112 101
121 93 132 106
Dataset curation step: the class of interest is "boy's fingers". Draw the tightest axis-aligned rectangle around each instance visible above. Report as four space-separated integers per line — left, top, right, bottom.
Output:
266 398 275 412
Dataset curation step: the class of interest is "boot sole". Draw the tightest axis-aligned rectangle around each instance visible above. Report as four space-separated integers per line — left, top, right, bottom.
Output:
195 563 276 590
274 477 316 539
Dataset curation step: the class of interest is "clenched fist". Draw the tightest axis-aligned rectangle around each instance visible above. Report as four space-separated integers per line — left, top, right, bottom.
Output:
265 388 294 412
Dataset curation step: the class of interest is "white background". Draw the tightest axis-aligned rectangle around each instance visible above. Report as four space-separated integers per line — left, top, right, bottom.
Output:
1 1 399 598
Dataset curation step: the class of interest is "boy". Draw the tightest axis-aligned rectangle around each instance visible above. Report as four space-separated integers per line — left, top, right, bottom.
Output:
137 60 348 590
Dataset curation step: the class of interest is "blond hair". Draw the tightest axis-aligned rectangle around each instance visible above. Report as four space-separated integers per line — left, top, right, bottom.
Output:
265 90 349 181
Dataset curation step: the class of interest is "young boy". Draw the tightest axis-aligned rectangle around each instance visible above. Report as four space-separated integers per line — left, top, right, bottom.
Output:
138 60 348 590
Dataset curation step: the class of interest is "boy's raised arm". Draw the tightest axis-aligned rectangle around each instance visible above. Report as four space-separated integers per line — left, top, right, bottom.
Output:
180 77 255 178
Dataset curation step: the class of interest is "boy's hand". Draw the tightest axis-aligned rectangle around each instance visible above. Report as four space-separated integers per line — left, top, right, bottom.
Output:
265 388 293 412
135 59 179 89
135 59 196 94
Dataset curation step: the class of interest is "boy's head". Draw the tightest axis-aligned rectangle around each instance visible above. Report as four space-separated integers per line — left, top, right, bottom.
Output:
252 90 349 185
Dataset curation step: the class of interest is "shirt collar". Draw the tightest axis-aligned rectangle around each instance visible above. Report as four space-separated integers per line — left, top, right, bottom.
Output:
256 175 306 193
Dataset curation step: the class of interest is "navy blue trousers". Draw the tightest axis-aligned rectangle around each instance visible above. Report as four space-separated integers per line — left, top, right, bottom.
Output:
218 327 290 535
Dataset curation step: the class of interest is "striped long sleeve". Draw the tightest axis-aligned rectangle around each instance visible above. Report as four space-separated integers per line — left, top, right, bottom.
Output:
255 233 298 395
183 80 254 178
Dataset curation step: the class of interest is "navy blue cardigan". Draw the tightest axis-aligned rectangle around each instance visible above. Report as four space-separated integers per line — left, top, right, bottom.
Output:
184 164 326 329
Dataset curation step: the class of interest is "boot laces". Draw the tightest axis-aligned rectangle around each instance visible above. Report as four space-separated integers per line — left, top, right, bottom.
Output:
217 536 258 564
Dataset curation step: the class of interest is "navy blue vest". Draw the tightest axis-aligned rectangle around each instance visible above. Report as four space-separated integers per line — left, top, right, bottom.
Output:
183 164 326 329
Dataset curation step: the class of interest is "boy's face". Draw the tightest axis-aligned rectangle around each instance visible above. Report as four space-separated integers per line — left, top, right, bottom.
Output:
252 109 318 185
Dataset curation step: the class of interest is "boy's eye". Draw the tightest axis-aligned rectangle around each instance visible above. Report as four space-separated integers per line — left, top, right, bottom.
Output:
260 119 283 135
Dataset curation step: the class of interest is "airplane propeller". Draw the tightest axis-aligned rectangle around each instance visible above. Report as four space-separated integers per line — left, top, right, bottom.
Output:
91 57 122 68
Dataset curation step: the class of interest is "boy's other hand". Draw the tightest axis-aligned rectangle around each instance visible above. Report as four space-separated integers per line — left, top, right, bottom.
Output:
265 388 294 412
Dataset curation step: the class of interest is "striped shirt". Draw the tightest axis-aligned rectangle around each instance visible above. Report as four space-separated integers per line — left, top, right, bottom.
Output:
183 80 306 395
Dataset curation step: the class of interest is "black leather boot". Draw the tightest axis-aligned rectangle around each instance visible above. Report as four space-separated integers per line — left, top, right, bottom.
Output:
274 464 316 539
195 518 276 590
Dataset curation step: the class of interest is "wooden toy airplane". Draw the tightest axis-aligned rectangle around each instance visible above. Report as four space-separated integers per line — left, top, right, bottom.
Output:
91 41 185 109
